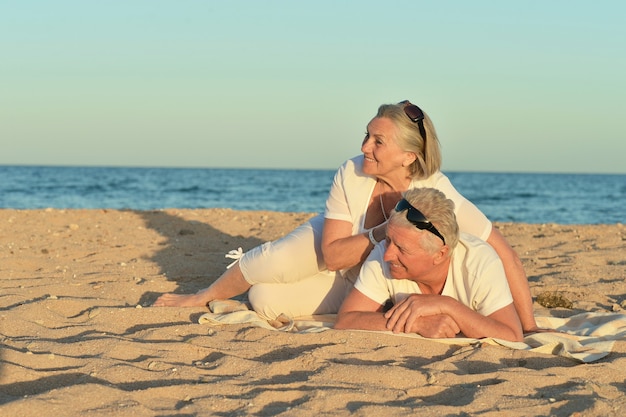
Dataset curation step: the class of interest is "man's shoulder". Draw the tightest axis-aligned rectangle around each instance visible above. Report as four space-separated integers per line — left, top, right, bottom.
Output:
353 242 392 304
358 243 392 286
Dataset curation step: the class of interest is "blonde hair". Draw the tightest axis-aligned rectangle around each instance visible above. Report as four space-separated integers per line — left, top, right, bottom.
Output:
375 103 442 179
389 187 459 252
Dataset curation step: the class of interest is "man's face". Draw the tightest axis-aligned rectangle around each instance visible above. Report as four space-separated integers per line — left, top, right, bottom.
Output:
383 222 436 281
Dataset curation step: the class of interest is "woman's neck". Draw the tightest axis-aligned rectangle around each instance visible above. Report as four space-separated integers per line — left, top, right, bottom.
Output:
377 175 412 193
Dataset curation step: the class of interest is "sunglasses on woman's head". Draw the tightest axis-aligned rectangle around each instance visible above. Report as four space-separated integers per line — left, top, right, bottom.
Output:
394 198 446 245
399 100 428 155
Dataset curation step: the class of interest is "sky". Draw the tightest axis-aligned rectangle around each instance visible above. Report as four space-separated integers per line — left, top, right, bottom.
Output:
2 1 625 174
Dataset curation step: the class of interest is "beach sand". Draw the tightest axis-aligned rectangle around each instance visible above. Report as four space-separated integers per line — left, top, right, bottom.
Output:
1 208 625 416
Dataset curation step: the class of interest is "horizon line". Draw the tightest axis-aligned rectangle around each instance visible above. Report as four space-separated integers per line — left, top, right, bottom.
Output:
0 163 624 176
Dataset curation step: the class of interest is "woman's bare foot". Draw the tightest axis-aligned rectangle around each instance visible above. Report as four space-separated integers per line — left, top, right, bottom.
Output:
153 292 209 307
153 264 251 308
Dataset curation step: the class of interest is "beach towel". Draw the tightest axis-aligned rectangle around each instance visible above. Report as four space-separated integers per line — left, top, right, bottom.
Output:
198 299 626 363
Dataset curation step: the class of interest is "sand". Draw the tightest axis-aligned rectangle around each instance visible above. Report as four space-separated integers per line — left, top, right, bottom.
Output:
1 208 625 416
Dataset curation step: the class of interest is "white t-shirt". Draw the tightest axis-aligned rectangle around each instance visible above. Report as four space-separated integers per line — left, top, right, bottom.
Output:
354 233 513 317
324 155 492 240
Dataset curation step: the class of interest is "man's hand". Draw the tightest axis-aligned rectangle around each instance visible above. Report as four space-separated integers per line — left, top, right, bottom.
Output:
384 294 452 334
404 314 461 338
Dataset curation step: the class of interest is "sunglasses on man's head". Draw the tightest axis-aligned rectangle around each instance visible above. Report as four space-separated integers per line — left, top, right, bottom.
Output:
399 100 428 154
394 198 446 245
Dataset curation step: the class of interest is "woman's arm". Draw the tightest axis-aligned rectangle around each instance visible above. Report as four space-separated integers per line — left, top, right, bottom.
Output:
486 228 539 332
321 218 386 272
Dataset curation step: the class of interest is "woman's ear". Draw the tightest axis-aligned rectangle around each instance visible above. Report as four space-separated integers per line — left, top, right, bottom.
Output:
403 152 417 167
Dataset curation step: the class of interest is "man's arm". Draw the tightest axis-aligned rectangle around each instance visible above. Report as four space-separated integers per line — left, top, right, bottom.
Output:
335 288 462 338
385 294 523 342
447 301 522 341
334 288 388 331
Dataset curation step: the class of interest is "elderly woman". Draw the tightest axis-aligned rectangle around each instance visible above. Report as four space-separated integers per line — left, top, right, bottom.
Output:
154 101 539 332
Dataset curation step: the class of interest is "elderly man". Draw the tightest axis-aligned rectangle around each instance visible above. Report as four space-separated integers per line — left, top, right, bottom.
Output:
335 187 523 342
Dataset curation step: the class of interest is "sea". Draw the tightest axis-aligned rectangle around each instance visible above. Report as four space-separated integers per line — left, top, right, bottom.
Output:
0 165 624 225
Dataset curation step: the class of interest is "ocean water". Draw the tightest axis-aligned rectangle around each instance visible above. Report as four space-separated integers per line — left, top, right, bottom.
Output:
0 165 624 224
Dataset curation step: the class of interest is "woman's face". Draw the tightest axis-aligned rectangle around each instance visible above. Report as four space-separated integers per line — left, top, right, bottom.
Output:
361 117 412 179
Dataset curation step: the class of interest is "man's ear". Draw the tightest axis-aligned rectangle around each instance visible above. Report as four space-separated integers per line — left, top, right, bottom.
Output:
432 245 450 265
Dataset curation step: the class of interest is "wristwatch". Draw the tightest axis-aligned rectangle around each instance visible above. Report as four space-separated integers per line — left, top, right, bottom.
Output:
368 228 378 246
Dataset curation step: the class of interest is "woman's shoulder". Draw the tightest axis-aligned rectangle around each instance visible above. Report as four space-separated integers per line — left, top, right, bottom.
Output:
410 170 451 188
455 233 501 267
411 172 473 206
337 155 369 179
341 155 364 170
329 155 376 202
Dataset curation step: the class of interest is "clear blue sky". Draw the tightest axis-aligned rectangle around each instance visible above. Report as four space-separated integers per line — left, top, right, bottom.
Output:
2 1 624 173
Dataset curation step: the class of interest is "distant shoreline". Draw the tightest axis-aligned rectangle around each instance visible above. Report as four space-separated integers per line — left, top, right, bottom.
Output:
2 163 625 175
0 207 623 226
1 167 624 223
